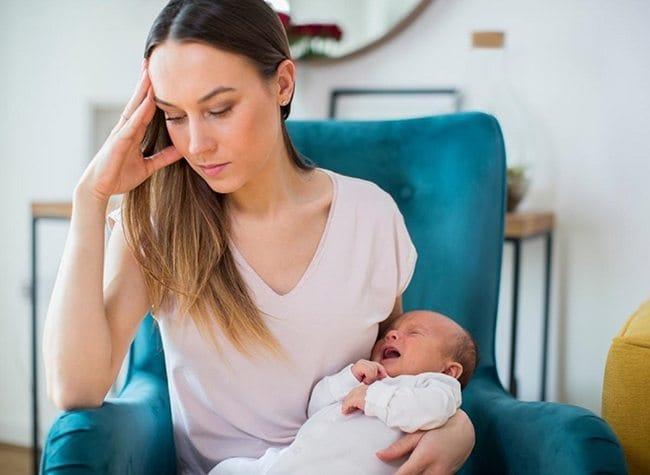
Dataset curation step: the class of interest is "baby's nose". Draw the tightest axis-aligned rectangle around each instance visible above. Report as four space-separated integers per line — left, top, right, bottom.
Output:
385 330 399 341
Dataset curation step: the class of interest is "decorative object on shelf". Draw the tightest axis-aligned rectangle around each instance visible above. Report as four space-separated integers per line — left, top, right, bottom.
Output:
266 0 431 62
507 165 531 212
463 31 533 212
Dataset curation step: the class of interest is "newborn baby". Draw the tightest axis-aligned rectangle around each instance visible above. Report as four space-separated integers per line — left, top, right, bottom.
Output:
209 310 478 475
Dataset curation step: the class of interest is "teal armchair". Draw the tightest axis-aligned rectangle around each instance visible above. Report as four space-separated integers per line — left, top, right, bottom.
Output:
41 112 626 474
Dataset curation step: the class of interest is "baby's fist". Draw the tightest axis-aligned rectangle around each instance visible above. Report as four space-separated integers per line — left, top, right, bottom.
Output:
341 384 368 415
351 359 387 384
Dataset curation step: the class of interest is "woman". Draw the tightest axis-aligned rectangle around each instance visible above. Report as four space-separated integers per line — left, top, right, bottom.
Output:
42 0 475 473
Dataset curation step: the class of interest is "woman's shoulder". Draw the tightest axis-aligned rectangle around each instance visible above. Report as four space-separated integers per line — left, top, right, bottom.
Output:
328 168 417 296
326 168 397 216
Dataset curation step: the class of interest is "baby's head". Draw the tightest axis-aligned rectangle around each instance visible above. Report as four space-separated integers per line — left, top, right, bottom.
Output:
371 310 479 390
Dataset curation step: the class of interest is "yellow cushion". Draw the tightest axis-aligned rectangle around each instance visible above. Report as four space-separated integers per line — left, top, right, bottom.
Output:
602 299 650 475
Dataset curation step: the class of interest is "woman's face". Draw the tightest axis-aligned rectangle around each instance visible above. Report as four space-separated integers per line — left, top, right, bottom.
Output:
147 40 292 192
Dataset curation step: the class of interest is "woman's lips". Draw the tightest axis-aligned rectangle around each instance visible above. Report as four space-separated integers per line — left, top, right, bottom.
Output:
200 162 229 177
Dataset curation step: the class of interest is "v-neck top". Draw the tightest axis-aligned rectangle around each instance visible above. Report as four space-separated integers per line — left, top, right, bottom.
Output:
227 167 338 299
105 167 418 474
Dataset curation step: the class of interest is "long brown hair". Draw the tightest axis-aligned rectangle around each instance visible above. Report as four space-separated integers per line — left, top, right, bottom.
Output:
120 0 315 362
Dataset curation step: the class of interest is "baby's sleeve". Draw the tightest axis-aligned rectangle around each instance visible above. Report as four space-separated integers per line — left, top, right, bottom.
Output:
387 197 418 296
307 364 361 418
364 373 461 433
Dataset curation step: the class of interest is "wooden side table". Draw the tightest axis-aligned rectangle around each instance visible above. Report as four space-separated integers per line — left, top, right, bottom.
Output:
30 201 116 475
504 211 555 401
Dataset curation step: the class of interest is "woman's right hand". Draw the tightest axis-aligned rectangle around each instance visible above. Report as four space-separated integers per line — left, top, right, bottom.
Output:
77 59 184 203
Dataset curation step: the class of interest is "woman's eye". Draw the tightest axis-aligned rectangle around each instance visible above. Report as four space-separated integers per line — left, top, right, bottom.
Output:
210 106 233 118
165 107 232 124
165 115 185 123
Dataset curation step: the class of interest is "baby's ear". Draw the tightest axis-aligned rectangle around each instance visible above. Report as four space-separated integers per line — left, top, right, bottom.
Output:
444 362 463 380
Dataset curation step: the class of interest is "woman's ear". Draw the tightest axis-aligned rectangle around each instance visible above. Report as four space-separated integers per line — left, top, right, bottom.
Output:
443 361 464 381
275 58 295 104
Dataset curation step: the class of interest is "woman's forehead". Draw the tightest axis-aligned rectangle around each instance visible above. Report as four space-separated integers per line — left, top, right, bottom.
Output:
150 40 245 71
148 41 256 98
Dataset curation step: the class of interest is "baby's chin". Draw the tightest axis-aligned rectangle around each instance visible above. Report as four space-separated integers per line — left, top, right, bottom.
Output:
380 358 439 377
375 357 402 377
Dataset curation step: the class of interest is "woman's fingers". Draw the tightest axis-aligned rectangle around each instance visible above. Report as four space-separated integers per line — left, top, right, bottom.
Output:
119 86 156 140
376 431 423 462
112 61 151 133
123 64 150 120
394 454 428 475
394 445 442 475
144 145 184 174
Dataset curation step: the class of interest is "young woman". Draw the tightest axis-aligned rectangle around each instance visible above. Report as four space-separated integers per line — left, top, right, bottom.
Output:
43 1 475 473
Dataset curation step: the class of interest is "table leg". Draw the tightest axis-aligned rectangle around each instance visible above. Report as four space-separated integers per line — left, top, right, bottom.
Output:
540 231 553 402
509 239 521 398
31 217 40 475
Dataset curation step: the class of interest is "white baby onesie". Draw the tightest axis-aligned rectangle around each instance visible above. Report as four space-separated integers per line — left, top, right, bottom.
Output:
209 363 462 475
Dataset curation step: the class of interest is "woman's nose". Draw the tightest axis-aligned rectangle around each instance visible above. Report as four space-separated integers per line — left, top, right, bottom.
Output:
187 119 216 156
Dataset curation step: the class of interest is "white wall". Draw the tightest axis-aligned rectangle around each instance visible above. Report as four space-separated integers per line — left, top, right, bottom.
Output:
1 0 648 447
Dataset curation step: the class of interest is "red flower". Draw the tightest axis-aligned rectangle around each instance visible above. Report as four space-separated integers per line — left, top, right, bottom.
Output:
288 23 343 41
277 12 291 29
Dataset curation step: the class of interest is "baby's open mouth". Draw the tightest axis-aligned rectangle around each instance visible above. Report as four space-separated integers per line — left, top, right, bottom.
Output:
382 346 401 359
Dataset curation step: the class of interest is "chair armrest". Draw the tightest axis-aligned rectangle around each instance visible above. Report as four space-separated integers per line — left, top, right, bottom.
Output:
460 367 627 474
41 370 176 474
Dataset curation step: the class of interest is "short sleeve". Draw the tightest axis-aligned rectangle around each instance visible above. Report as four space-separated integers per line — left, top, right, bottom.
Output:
106 207 122 234
388 199 418 296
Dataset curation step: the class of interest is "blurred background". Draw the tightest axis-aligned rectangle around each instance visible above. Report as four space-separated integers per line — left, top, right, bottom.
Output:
1 0 649 473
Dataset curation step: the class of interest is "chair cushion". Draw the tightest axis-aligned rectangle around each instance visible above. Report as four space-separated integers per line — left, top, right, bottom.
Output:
602 299 650 474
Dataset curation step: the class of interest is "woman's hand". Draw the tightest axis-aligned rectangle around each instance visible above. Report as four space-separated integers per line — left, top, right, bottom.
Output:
77 58 183 203
376 409 475 475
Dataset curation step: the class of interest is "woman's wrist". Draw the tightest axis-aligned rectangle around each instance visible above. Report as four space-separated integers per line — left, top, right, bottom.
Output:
73 180 110 209
449 409 475 470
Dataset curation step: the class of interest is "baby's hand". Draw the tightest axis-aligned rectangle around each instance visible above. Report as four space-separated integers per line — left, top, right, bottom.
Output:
351 359 387 384
341 384 368 415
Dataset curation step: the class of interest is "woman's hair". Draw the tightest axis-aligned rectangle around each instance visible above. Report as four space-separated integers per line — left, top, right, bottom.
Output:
119 0 315 362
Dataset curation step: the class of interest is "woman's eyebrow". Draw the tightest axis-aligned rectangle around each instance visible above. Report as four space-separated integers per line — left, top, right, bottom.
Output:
154 85 237 107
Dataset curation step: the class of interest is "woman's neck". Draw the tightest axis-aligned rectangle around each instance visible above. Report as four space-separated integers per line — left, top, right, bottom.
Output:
225 149 315 220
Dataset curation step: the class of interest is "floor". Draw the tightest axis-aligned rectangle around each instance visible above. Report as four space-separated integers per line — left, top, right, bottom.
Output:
0 443 31 475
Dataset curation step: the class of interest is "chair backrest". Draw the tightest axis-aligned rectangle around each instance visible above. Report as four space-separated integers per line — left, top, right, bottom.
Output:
127 112 506 381
287 112 506 370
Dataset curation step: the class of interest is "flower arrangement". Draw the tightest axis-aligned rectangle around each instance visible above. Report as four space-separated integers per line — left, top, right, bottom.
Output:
277 11 343 60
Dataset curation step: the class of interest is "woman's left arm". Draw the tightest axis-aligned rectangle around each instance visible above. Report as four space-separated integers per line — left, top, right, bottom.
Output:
376 408 475 475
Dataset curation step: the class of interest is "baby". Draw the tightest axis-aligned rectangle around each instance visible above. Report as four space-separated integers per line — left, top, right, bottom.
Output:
209 310 479 475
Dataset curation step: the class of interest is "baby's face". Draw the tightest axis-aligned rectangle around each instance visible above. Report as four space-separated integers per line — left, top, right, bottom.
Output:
371 311 461 377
